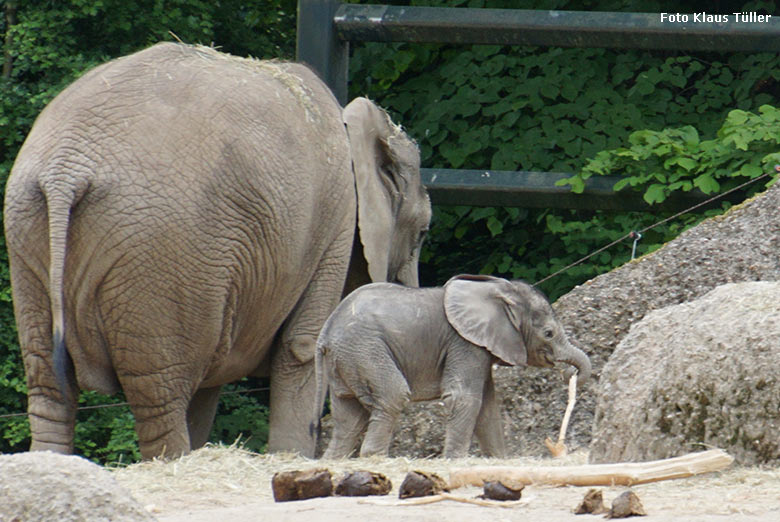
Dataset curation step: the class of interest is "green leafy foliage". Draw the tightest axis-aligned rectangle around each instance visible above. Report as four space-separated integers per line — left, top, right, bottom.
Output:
74 393 141 465
559 105 780 204
209 381 270 454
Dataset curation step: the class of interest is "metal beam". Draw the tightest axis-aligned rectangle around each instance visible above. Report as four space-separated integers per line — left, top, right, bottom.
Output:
334 5 780 52
296 0 349 104
421 169 715 211
297 4 776 210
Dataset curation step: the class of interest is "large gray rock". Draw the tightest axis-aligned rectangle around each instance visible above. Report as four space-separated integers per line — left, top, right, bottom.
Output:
0 451 154 521
388 181 779 458
590 282 780 465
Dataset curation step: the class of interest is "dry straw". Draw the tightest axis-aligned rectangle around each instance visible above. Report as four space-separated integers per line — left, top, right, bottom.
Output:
111 443 780 517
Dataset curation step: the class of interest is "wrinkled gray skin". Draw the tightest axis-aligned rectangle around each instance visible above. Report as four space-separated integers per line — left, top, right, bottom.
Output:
314 274 591 458
3 42 431 460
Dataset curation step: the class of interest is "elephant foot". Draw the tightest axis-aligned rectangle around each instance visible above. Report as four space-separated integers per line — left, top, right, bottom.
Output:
138 432 191 460
27 392 77 455
30 439 74 454
130 404 192 460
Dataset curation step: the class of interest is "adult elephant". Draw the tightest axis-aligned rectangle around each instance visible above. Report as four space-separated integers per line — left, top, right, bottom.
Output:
4 42 431 460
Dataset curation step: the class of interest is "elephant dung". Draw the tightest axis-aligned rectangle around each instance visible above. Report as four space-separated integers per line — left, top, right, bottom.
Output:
606 490 647 518
574 488 608 515
480 481 524 501
399 470 449 499
271 468 333 502
334 471 392 497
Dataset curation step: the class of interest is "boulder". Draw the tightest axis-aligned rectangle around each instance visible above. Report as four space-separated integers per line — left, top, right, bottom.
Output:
388 180 779 458
0 451 154 521
590 281 780 465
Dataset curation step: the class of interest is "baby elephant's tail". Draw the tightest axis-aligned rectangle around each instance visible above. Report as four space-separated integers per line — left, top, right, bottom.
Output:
310 338 329 452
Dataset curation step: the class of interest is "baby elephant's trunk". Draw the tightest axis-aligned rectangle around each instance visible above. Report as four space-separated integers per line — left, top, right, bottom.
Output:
556 340 592 389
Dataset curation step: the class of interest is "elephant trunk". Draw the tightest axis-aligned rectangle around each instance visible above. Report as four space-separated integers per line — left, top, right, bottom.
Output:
394 255 421 288
555 340 591 389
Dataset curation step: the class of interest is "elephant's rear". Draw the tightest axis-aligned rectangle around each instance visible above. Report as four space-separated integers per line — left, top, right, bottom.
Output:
3 68 97 454
313 283 449 400
3 45 168 453
8 41 353 384
5 42 355 458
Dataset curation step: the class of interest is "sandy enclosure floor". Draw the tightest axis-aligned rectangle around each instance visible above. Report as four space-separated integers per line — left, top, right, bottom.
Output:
111 446 780 522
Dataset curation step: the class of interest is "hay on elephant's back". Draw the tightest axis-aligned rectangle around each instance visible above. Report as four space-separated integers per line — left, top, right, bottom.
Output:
186 43 322 122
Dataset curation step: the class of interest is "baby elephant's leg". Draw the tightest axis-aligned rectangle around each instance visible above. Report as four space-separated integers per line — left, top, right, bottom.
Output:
323 395 369 459
473 374 507 457
440 385 483 458
441 349 493 458
358 368 411 457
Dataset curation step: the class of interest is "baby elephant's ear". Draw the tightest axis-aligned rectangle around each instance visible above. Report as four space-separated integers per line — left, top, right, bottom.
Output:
443 275 527 366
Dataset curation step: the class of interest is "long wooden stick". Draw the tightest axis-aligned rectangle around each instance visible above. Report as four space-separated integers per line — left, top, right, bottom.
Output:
449 449 734 489
544 373 577 457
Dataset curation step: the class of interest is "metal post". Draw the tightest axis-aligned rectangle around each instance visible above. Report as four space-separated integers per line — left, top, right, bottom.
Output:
296 0 349 105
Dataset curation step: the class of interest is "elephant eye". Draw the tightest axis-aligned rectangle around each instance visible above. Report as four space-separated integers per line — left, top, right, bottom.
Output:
544 329 555 339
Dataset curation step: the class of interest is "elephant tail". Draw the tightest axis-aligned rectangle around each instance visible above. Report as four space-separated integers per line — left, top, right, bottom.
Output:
42 183 85 403
310 338 329 447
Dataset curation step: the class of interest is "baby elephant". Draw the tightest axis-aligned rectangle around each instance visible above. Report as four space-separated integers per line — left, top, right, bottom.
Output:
313 274 591 459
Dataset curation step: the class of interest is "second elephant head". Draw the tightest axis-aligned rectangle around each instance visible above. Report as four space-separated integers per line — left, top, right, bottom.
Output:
314 274 592 459
343 97 432 291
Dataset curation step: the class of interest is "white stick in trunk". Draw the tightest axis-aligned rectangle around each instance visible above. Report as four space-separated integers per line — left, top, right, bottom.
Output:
544 372 577 458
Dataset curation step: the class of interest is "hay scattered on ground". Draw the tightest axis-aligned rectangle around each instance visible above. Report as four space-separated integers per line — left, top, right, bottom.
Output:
111 444 780 518
111 443 587 512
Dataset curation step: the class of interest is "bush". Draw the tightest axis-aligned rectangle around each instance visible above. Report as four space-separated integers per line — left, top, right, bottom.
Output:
559 105 780 204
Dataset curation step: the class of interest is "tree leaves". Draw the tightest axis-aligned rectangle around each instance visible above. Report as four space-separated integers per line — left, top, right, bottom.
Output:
643 184 667 204
693 174 720 194
563 105 780 204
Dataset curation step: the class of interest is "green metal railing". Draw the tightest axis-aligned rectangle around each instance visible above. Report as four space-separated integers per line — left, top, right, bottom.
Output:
297 0 780 209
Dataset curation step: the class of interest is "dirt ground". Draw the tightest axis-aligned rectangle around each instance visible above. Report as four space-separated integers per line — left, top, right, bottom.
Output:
111 446 780 522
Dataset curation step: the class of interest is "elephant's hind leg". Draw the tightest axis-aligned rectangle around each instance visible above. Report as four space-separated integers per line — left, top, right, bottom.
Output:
187 386 221 450
12 258 77 454
358 368 411 457
322 394 369 459
123 383 191 460
269 221 354 457
113 334 196 460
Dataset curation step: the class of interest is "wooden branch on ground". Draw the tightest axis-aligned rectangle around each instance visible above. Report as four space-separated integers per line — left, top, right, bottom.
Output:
359 492 531 508
449 449 734 489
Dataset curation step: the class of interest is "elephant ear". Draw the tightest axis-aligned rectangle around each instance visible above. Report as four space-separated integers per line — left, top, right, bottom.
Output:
343 97 409 282
443 275 527 366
